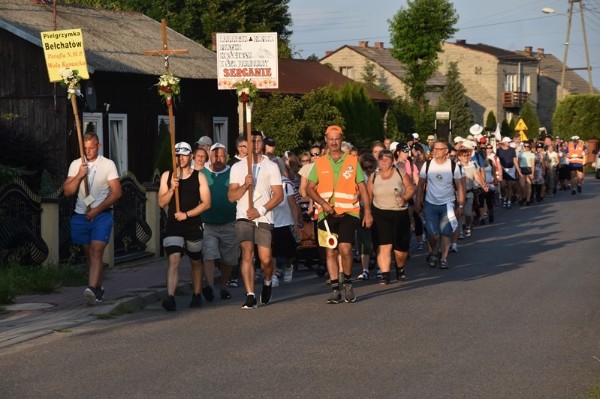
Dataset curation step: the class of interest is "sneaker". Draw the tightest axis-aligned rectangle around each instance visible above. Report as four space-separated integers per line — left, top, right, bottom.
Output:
376 269 382 279
502 200 507 208
220 289 232 300
271 274 280 287
416 242 425 252
189 293 202 308
465 228 472 238
458 232 464 240
357 270 370 280
260 284 272 305
162 295 177 311
379 276 391 285
427 253 438 268
84 287 97 306
226 278 239 288
202 285 215 302
327 289 342 304
440 259 449 269
343 283 356 303
507 201 512 209
241 294 257 309
94 286 105 303
283 266 293 283
450 243 458 253
397 267 406 281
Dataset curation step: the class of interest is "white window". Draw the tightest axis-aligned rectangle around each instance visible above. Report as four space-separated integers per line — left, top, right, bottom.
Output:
505 74 530 93
339 66 354 79
108 114 128 175
213 117 229 152
82 113 104 148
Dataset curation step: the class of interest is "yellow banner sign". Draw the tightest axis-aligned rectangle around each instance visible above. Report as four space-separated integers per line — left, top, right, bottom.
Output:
515 118 528 131
40 29 89 82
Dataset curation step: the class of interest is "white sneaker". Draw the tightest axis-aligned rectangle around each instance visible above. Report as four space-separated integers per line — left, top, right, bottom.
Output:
271 275 280 287
283 266 293 283
451 243 459 253
357 270 370 280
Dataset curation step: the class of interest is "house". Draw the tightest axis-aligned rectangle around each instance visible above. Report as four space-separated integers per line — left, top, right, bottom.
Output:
319 41 446 104
0 0 238 185
438 40 540 128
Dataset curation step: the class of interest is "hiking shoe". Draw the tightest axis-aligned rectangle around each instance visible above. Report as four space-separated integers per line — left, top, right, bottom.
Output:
202 285 215 302
343 283 356 303
451 243 459 253
416 242 425 252
260 284 272 305
440 259 449 269
283 266 293 283
397 267 406 281
226 279 239 288
220 289 232 300
357 270 370 280
84 287 97 306
241 294 257 309
189 293 202 308
162 295 177 311
427 253 438 268
327 289 342 304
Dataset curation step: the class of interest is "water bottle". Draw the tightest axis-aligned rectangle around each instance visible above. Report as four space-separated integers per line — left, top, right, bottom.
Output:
395 188 409 210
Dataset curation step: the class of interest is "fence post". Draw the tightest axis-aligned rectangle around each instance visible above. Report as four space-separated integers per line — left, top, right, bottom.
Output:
41 198 60 265
145 188 160 258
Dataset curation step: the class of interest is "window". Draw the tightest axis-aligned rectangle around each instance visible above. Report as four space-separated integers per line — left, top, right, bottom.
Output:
505 74 530 93
108 114 128 175
339 66 354 79
82 113 104 147
213 117 228 151
158 115 172 135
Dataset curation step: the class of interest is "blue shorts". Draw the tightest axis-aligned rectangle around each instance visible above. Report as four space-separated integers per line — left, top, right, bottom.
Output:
423 202 454 237
70 211 113 245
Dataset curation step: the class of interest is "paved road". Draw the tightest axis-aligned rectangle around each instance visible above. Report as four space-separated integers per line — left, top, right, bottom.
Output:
1 180 600 398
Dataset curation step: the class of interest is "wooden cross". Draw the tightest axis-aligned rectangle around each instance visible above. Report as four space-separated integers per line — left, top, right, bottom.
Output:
144 19 188 212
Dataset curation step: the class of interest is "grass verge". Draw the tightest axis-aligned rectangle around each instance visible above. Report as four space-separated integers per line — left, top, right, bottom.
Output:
96 303 134 320
0 264 88 305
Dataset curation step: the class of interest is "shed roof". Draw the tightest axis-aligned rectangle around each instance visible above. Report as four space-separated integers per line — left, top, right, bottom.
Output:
261 59 390 102
0 0 217 79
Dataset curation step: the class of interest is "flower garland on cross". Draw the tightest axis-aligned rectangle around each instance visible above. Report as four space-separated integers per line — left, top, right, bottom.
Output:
234 79 258 104
59 68 82 99
234 79 259 208
156 72 181 105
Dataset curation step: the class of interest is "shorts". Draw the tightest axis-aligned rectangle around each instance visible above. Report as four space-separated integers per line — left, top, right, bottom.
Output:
317 214 359 247
355 225 373 255
570 164 584 173
70 211 113 245
163 236 203 260
272 226 297 258
235 219 273 248
423 202 454 237
202 222 240 265
371 207 411 252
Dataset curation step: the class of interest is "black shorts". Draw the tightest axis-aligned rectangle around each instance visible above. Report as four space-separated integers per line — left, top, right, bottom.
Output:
272 226 297 258
317 214 359 245
371 207 411 252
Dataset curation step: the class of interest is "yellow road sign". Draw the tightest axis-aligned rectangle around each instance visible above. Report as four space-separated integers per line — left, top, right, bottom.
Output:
515 118 528 132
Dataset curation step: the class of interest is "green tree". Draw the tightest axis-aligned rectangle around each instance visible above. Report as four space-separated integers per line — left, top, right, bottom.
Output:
361 60 378 90
552 94 600 141
388 0 458 105
301 87 345 145
518 101 541 140
437 61 473 137
62 0 294 58
253 93 303 153
500 119 511 138
485 111 497 131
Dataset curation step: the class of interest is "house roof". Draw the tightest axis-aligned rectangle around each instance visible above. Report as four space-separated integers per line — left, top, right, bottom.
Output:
322 45 446 87
260 59 391 102
448 40 538 63
514 50 598 94
0 0 217 79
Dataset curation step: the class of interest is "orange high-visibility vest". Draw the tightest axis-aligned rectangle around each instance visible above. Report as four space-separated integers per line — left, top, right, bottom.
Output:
568 142 585 165
315 154 360 215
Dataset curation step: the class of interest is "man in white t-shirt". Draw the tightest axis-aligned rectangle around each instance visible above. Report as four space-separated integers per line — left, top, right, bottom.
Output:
415 139 465 270
228 131 283 309
64 133 122 306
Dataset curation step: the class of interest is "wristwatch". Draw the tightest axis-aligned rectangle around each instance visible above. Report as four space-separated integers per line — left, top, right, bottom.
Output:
458 205 464 209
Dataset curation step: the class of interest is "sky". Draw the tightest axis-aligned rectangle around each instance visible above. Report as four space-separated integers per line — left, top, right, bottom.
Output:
287 0 600 88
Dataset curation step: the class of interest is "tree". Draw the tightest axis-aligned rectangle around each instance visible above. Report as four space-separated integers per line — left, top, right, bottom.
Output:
485 111 497 131
518 101 541 140
253 94 303 153
361 60 378 90
500 119 511 138
388 0 458 105
301 87 345 145
552 94 600 141
437 61 473 137
62 0 294 58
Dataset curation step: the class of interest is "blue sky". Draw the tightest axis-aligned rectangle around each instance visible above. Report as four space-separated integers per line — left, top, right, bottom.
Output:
288 0 600 88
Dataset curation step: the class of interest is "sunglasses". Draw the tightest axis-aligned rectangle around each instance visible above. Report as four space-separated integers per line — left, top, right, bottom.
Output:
310 152 320 157
486 146 493 149
524 145 530 148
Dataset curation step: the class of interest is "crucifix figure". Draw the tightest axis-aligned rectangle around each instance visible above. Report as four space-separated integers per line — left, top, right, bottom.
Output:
144 18 188 212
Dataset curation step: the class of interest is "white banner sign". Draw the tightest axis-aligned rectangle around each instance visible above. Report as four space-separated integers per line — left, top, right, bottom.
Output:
216 32 278 90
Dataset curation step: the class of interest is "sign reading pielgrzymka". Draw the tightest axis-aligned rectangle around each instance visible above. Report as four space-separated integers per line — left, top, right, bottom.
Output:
216 32 278 90
40 29 89 82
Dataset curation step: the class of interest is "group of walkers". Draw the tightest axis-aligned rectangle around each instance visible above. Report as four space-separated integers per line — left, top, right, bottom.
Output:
64 126 587 310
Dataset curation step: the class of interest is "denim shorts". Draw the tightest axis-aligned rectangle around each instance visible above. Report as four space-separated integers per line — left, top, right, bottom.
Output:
70 211 113 245
423 202 454 237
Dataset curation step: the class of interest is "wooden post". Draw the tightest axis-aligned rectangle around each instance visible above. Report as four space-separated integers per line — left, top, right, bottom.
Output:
245 101 254 208
144 19 188 212
70 94 90 201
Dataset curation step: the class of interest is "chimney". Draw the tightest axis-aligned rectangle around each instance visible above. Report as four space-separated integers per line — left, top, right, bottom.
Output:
456 39 466 45
358 41 369 48
374 41 384 49
537 48 545 55
524 46 532 55
325 51 333 57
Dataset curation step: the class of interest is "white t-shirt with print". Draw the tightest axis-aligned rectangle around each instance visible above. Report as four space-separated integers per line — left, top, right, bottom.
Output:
419 159 462 205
